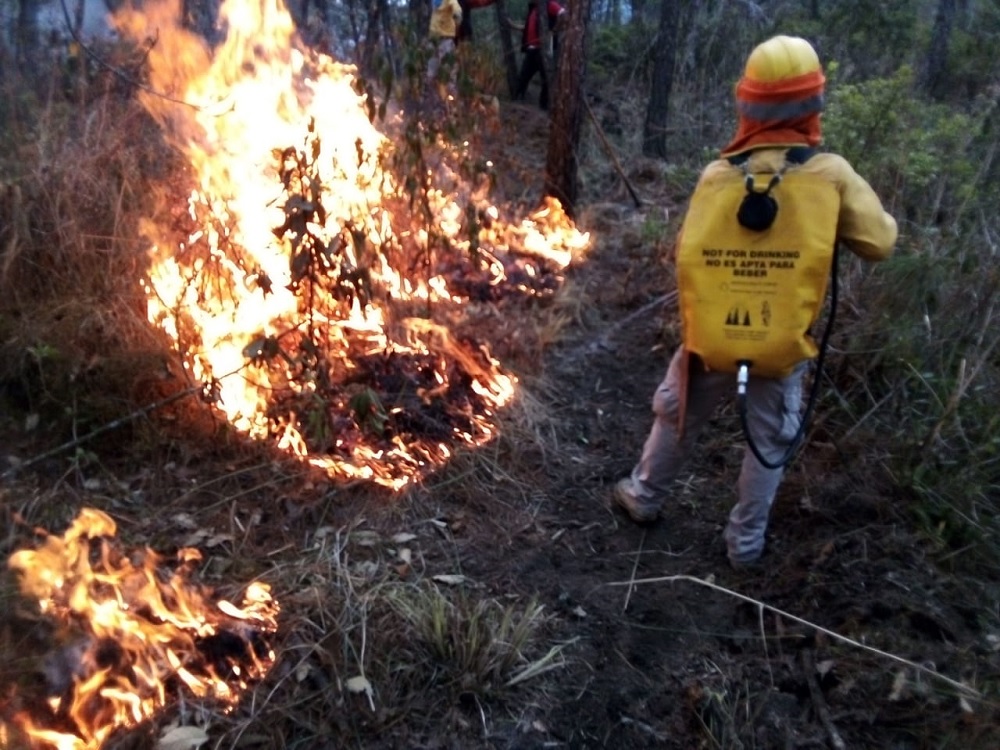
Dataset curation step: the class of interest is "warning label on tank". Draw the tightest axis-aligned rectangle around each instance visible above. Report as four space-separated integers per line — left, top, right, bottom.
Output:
700 248 800 279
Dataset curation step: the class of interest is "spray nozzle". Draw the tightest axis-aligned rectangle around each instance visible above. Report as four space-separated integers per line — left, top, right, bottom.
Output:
736 361 751 396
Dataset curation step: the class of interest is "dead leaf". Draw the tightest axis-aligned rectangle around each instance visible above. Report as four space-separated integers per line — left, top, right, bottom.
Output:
346 674 375 709
398 548 412 564
351 530 380 547
392 532 417 543
172 513 199 530
157 725 209 750
346 675 371 694
205 533 235 548
182 529 209 547
959 694 974 714
815 659 836 677
433 574 466 586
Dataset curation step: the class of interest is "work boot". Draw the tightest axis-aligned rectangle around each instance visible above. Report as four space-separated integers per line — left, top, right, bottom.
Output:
612 478 660 524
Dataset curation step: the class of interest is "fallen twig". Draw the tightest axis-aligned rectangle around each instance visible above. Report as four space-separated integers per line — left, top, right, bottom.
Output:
622 528 646 614
620 715 668 742
585 291 678 355
3 384 202 479
605 574 980 699
802 648 847 750
3 362 251 479
582 94 643 208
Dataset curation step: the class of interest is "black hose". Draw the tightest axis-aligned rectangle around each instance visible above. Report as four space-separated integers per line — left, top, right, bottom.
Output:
737 244 841 470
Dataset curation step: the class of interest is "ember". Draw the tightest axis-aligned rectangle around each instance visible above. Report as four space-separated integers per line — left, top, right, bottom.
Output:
110 0 589 489
1 508 278 749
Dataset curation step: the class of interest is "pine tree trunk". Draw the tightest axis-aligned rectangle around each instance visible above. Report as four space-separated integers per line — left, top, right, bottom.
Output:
544 0 591 217
921 0 957 100
15 0 41 66
642 0 680 159
360 0 385 76
411 0 432 36
493 0 518 97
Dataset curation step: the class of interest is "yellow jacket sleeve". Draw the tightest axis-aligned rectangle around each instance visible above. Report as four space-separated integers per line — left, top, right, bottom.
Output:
807 153 898 262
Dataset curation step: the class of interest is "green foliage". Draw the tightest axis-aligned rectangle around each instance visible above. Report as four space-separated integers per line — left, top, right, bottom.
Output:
947 13 1000 98
823 65 978 227
639 209 669 246
350 387 389 436
787 0 922 80
821 64 1000 564
587 20 655 87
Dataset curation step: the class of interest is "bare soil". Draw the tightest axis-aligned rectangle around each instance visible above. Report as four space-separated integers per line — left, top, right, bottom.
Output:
1 98 999 750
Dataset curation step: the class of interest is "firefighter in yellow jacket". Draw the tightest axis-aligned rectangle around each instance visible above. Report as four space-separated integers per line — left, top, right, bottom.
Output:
428 0 464 85
613 36 898 568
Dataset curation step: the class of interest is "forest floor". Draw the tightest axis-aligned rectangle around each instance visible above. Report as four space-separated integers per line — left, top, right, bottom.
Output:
2 92 1000 750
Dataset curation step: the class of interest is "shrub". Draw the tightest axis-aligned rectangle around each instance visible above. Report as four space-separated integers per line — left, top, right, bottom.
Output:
820 66 1000 567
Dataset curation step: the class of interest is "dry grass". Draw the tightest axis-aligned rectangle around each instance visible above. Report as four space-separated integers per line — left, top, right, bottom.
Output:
0 58 178 434
0 401 571 747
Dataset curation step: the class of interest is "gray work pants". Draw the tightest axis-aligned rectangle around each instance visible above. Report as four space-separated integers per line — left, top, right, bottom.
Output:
629 348 806 563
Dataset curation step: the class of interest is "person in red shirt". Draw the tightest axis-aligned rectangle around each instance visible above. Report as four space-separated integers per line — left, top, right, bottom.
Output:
512 0 566 110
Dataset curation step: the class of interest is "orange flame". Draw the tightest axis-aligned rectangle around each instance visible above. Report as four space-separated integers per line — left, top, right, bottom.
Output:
2 508 278 749
110 0 589 488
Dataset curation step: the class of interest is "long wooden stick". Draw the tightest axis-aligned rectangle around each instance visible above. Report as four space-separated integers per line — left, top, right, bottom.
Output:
583 291 677 355
3 359 253 478
802 649 848 750
607 574 981 698
582 94 643 208
3 384 203 479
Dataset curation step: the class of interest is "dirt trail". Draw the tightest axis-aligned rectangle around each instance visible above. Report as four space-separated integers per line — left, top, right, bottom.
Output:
400 104 1000 747
443 208 998 748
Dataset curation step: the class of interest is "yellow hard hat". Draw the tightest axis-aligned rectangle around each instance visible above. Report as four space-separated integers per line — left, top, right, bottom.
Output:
744 36 821 83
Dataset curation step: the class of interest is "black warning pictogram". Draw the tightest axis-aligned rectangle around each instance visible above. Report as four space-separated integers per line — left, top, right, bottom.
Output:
725 307 753 326
761 301 771 327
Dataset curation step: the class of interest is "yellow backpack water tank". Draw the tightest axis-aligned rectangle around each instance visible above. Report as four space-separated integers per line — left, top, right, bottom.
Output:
676 164 840 378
